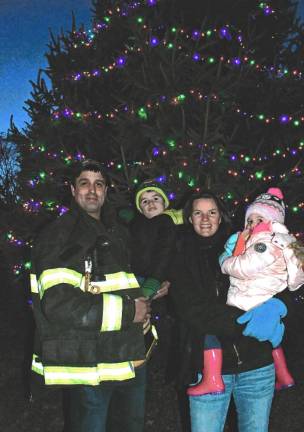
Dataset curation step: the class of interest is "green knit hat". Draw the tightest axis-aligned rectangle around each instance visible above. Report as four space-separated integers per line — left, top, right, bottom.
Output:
135 179 170 212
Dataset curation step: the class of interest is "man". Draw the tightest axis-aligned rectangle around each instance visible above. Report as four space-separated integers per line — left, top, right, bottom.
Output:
30 159 151 432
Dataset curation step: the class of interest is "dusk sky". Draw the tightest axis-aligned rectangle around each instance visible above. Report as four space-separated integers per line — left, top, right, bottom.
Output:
0 0 92 133
1 0 304 134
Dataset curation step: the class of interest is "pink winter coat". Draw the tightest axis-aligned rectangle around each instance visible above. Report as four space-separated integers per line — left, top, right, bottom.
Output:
221 222 304 311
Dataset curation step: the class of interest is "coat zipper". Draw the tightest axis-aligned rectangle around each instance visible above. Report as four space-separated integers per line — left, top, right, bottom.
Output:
233 343 243 366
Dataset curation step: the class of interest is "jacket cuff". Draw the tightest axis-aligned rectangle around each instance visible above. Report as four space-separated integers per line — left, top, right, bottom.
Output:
141 277 161 297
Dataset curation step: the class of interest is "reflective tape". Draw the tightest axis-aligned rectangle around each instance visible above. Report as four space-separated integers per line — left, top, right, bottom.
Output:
30 273 39 294
38 268 138 297
39 268 82 297
90 272 139 292
101 294 123 331
31 354 135 385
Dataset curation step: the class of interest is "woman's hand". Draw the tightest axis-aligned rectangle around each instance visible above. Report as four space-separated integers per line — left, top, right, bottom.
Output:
152 280 170 300
237 298 287 348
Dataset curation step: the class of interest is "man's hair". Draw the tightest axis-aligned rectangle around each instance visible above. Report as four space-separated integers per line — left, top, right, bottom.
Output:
70 159 109 186
183 190 232 228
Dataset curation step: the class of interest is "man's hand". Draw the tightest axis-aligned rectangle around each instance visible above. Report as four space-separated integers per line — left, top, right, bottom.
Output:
151 280 170 300
133 297 152 323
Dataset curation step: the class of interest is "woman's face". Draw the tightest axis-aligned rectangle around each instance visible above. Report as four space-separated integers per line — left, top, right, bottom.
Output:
189 198 222 237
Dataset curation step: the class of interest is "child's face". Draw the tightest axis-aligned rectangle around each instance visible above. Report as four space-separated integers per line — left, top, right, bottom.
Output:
139 190 165 219
246 213 266 230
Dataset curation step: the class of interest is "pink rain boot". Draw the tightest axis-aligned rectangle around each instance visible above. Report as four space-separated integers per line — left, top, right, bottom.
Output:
272 346 295 391
187 349 225 396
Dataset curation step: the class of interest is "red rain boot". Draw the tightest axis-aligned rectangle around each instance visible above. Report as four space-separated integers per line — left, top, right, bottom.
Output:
272 346 295 391
187 349 225 396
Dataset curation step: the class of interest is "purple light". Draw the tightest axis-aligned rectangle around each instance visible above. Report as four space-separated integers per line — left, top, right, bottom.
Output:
291 149 297 155
92 70 100 76
147 0 157 5
263 7 272 16
191 30 200 40
152 147 160 156
279 115 289 124
230 154 237 161
233 57 241 66
219 27 232 41
169 192 175 200
192 53 200 61
156 175 166 183
116 56 127 68
150 36 159 47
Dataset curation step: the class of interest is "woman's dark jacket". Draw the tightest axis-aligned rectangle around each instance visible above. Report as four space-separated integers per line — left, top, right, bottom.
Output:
169 225 274 385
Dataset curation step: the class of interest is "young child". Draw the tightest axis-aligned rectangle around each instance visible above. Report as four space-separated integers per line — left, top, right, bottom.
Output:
187 187 304 396
130 179 183 298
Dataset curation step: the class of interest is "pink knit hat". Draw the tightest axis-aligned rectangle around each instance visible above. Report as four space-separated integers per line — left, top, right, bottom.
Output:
245 187 285 224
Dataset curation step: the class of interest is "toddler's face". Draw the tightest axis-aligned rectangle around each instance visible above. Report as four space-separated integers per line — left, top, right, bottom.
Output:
139 190 165 219
246 213 267 230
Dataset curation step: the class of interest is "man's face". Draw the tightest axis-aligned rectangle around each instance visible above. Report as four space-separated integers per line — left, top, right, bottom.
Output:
71 170 107 219
139 190 165 219
189 198 221 237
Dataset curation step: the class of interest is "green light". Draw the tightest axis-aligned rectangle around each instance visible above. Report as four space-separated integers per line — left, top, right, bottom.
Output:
133 179 139 184
206 30 212 36
166 138 176 149
167 43 174 49
39 145 45 152
137 17 143 23
292 206 299 213
255 171 263 179
208 57 215 64
104 16 110 23
171 27 177 33
138 107 148 120
258 114 265 120
178 171 184 179
188 178 195 187
24 261 32 270
244 156 251 162
227 192 233 200
117 164 122 169
275 149 281 154
294 120 300 126
177 94 186 102
76 113 82 118
39 171 46 179
249 60 255 65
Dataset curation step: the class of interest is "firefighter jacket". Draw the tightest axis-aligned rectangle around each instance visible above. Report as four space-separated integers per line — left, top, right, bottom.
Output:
30 202 147 386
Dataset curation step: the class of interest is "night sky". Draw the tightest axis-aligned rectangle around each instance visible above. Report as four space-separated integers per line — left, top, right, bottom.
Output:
1 0 303 134
0 0 91 133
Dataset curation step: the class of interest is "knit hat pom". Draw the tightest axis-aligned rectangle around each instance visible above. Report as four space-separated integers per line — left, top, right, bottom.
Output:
267 187 284 200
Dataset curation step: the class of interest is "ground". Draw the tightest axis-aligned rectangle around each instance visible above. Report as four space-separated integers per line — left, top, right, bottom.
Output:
1 275 304 431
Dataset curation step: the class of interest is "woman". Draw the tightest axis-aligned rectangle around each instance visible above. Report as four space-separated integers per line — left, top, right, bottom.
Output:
169 190 290 432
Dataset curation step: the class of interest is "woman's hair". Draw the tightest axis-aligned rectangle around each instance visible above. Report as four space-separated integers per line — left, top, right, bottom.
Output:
183 190 232 229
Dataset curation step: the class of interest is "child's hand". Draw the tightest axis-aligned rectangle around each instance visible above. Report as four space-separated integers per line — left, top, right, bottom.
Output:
151 280 170 300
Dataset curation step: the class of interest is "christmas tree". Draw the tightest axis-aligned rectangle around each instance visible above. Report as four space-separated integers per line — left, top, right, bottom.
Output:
5 0 304 275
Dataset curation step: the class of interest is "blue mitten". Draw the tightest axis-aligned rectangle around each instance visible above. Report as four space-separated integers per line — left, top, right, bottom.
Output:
237 298 287 348
219 232 239 266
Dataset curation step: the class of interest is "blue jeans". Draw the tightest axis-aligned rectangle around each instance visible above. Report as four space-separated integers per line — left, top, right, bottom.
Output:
190 364 275 432
66 366 146 432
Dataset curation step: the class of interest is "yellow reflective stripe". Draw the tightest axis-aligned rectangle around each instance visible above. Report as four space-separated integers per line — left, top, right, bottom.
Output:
101 294 122 331
91 272 139 293
31 354 135 385
39 268 82 296
30 273 39 294
151 324 158 340
31 354 44 375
